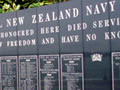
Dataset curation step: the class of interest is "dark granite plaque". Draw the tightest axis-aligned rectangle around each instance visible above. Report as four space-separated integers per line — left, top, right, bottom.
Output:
61 54 84 90
84 53 111 90
39 55 60 90
0 12 17 55
17 8 37 55
112 52 120 90
37 4 59 54
0 56 18 90
19 55 38 90
110 0 120 52
59 0 83 53
83 0 110 53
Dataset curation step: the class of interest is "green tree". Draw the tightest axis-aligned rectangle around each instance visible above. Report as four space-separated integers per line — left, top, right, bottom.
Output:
0 0 20 13
0 0 68 13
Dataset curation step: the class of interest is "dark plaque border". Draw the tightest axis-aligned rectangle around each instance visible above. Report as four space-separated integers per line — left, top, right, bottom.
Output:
61 54 84 90
19 55 38 90
112 52 120 90
0 56 18 90
39 54 60 90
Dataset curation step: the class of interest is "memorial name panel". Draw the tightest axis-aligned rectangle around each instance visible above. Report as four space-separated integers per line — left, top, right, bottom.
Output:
39 55 60 90
83 0 111 53
0 12 17 55
0 56 18 90
19 56 38 90
59 0 83 53
84 53 111 90
61 54 84 90
112 52 120 90
17 8 37 55
37 4 59 54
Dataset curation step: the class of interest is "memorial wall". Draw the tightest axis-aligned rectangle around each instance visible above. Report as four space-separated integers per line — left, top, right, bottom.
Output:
0 0 120 90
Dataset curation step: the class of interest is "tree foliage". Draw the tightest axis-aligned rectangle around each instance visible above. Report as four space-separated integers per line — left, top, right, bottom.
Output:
0 0 67 13
0 0 20 13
